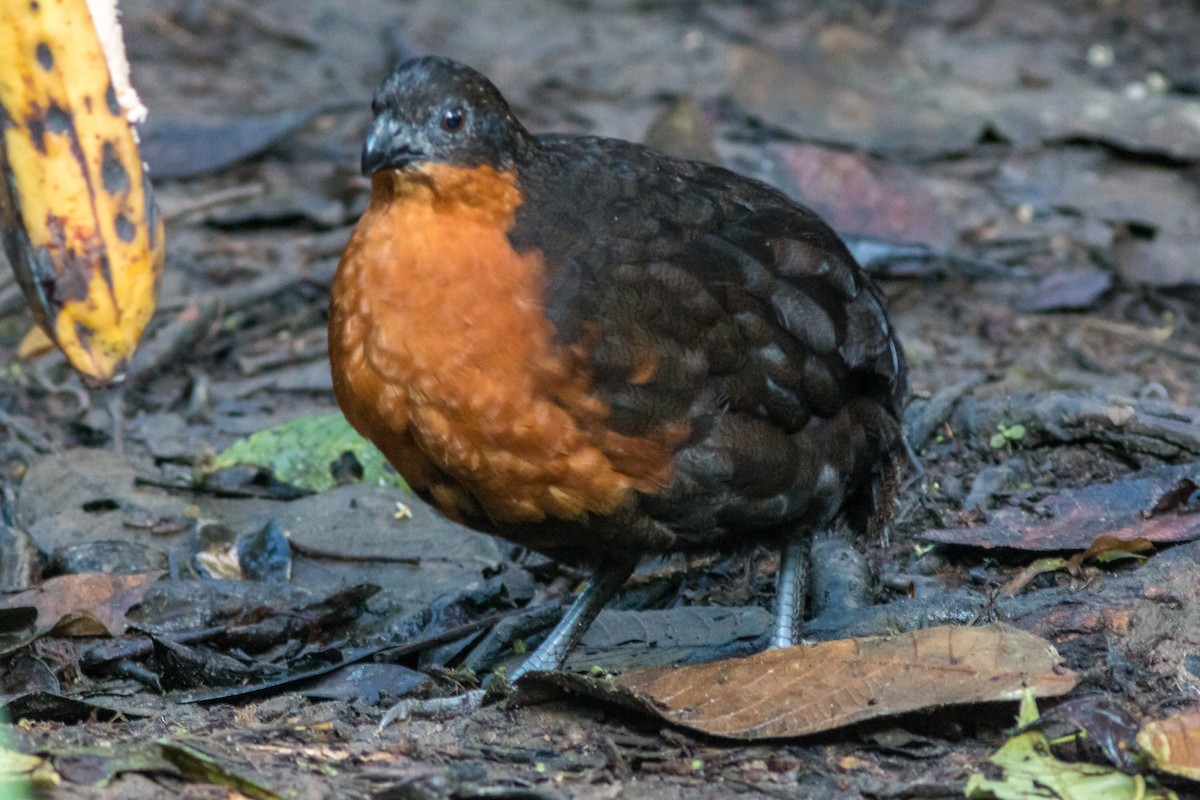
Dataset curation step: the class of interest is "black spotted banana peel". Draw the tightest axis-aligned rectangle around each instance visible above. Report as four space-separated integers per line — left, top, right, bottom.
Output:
0 0 164 384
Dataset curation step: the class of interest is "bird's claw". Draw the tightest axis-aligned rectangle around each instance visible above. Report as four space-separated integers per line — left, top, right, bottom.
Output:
377 675 516 730
378 689 486 729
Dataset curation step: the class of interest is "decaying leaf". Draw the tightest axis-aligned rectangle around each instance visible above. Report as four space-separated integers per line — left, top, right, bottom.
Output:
526 623 1076 739
1035 695 1141 771
1149 477 1199 516
158 741 284 800
768 143 958 248
45 744 175 787
1137 706 1200 783
925 463 1200 551
208 413 405 494
0 572 161 637
1068 536 1154 571
966 691 1177 800
1001 536 1153 596
1001 556 1070 598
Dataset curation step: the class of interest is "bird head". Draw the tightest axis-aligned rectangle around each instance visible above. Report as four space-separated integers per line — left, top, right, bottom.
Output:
361 56 531 176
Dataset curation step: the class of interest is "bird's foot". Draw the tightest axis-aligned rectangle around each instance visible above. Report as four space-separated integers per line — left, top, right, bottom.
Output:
377 673 516 730
379 689 484 729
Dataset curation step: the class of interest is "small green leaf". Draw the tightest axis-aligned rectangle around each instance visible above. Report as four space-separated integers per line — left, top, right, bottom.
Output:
991 422 1027 449
966 689 1176 800
1093 550 1148 565
1004 424 1027 441
210 413 405 494
1016 687 1040 728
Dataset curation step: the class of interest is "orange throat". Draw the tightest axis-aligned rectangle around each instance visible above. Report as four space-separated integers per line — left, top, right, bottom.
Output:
329 164 678 526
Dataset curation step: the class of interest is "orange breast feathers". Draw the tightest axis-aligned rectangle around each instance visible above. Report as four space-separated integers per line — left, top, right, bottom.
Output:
329 164 683 525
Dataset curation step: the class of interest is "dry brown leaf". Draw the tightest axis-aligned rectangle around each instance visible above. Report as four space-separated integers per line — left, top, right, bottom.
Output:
50 610 112 637
530 623 1076 740
0 572 162 637
1001 536 1154 597
1078 535 1155 563
1137 706 1200 782
1067 535 1154 575
1001 556 1069 597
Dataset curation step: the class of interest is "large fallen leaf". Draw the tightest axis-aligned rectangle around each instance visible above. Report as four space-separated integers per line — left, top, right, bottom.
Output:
925 464 1200 551
524 623 1076 739
0 572 160 637
209 413 405 494
140 104 353 179
1137 706 1200 783
966 691 1176 800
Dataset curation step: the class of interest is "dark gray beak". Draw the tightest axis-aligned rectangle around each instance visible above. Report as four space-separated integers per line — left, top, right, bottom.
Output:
361 115 415 175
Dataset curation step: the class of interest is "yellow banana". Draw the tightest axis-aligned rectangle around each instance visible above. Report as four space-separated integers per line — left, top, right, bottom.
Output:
0 0 163 384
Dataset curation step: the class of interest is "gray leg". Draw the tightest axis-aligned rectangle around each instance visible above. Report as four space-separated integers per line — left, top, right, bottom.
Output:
379 559 636 728
509 560 636 682
102 386 125 455
771 537 809 648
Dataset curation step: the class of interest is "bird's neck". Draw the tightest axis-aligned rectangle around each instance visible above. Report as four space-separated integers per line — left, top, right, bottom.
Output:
368 164 522 229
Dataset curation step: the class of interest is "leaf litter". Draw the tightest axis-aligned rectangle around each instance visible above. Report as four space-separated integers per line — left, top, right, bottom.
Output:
2 0 1200 798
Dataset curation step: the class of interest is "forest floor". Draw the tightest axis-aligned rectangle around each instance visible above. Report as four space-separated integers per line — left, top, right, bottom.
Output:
2 1 1200 798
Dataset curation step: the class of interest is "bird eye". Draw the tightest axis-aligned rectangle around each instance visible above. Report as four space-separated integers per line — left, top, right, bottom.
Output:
440 106 466 133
